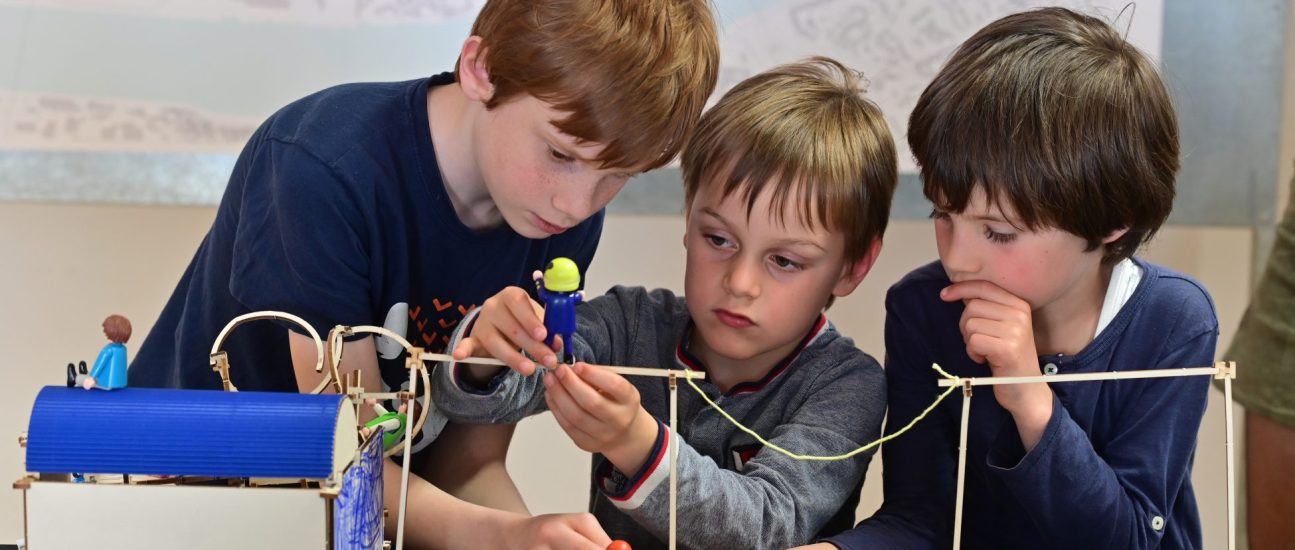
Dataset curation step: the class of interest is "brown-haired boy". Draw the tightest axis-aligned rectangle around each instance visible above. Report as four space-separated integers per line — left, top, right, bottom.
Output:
810 7 1217 550
128 1 719 547
436 57 897 548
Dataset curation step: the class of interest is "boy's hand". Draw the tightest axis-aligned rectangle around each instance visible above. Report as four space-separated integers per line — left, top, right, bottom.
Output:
543 362 658 475
941 280 1053 449
501 512 612 550
453 286 559 379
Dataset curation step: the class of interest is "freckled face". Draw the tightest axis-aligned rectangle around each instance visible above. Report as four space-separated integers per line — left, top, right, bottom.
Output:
473 94 634 238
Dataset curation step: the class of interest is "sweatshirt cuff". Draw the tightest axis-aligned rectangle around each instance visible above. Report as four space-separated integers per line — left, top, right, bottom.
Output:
596 420 671 511
987 392 1067 474
445 308 511 395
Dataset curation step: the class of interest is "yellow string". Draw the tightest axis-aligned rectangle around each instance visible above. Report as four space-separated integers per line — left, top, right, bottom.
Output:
678 363 960 461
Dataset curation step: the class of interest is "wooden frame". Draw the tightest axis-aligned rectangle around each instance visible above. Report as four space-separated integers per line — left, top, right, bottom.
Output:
212 312 706 550
411 351 705 549
936 361 1238 550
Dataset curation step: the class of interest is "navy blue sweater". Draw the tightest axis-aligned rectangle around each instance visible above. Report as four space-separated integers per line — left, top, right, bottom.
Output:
828 259 1218 550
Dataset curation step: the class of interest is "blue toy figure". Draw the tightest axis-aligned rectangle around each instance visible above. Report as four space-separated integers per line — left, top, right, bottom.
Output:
534 258 584 364
83 314 130 390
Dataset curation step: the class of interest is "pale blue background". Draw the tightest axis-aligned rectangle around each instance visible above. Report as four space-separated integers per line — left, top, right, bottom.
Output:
0 0 1285 226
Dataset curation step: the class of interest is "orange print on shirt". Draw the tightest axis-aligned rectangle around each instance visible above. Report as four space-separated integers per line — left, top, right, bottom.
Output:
409 299 475 353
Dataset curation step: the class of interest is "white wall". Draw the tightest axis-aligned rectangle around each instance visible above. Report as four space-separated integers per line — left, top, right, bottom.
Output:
0 203 1250 548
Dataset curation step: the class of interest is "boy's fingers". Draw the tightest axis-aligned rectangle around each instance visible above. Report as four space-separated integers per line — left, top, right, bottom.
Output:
964 319 1003 342
568 514 613 546
546 388 598 444
968 300 1032 336
554 364 614 419
507 320 556 369
963 317 1010 359
571 363 634 402
565 536 607 550
959 302 1012 339
961 298 1019 323
965 332 997 363
518 334 558 370
478 329 535 375
452 338 478 360
941 280 1026 308
478 316 544 373
549 370 612 435
482 339 533 374
566 539 606 550
550 334 565 356
504 290 547 341
544 372 577 413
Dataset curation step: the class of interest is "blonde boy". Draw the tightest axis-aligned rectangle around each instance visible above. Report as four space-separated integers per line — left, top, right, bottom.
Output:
438 57 898 548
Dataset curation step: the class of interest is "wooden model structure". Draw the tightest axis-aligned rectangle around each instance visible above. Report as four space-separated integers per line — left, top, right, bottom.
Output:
14 309 1235 550
14 310 705 550
15 312 391 550
15 383 382 549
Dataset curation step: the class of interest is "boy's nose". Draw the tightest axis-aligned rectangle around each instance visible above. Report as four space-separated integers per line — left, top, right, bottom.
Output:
724 258 762 299
552 176 603 225
942 243 973 274
939 230 979 277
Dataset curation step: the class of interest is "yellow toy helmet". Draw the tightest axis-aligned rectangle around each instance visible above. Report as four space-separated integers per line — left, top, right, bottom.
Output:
543 257 581 292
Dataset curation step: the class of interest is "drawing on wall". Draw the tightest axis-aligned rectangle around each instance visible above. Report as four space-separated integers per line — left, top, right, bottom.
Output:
0 0 1161 202
336 430 386 550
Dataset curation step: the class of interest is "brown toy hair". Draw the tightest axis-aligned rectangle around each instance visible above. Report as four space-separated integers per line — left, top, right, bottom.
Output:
102 315 132 345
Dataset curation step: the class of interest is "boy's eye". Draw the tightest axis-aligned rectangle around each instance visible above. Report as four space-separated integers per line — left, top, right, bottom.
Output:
605 172 633 186
548 147 574 162
983 226 1017 244
704 234 731 248
928 208 951 221
771 255 803 271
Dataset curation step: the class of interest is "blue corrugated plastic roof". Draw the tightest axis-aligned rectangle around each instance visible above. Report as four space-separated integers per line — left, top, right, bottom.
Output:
26 386 346 478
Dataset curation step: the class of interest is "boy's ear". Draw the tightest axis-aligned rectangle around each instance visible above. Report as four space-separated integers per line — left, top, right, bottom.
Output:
1101 227 1130 244
833 239 884 298
457 36 495 104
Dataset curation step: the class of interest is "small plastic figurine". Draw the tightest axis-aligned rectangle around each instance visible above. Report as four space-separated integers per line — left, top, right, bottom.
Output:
534 257 584 364
83 315 131 390
360 399 407 451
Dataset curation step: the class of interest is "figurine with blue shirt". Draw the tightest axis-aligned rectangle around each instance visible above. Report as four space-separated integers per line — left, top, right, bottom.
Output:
83 315 131 390
534 258 584 364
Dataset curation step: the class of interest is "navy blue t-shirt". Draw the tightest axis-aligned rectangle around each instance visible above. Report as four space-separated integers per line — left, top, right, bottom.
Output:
828 258 1218 550
131 73 602 398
